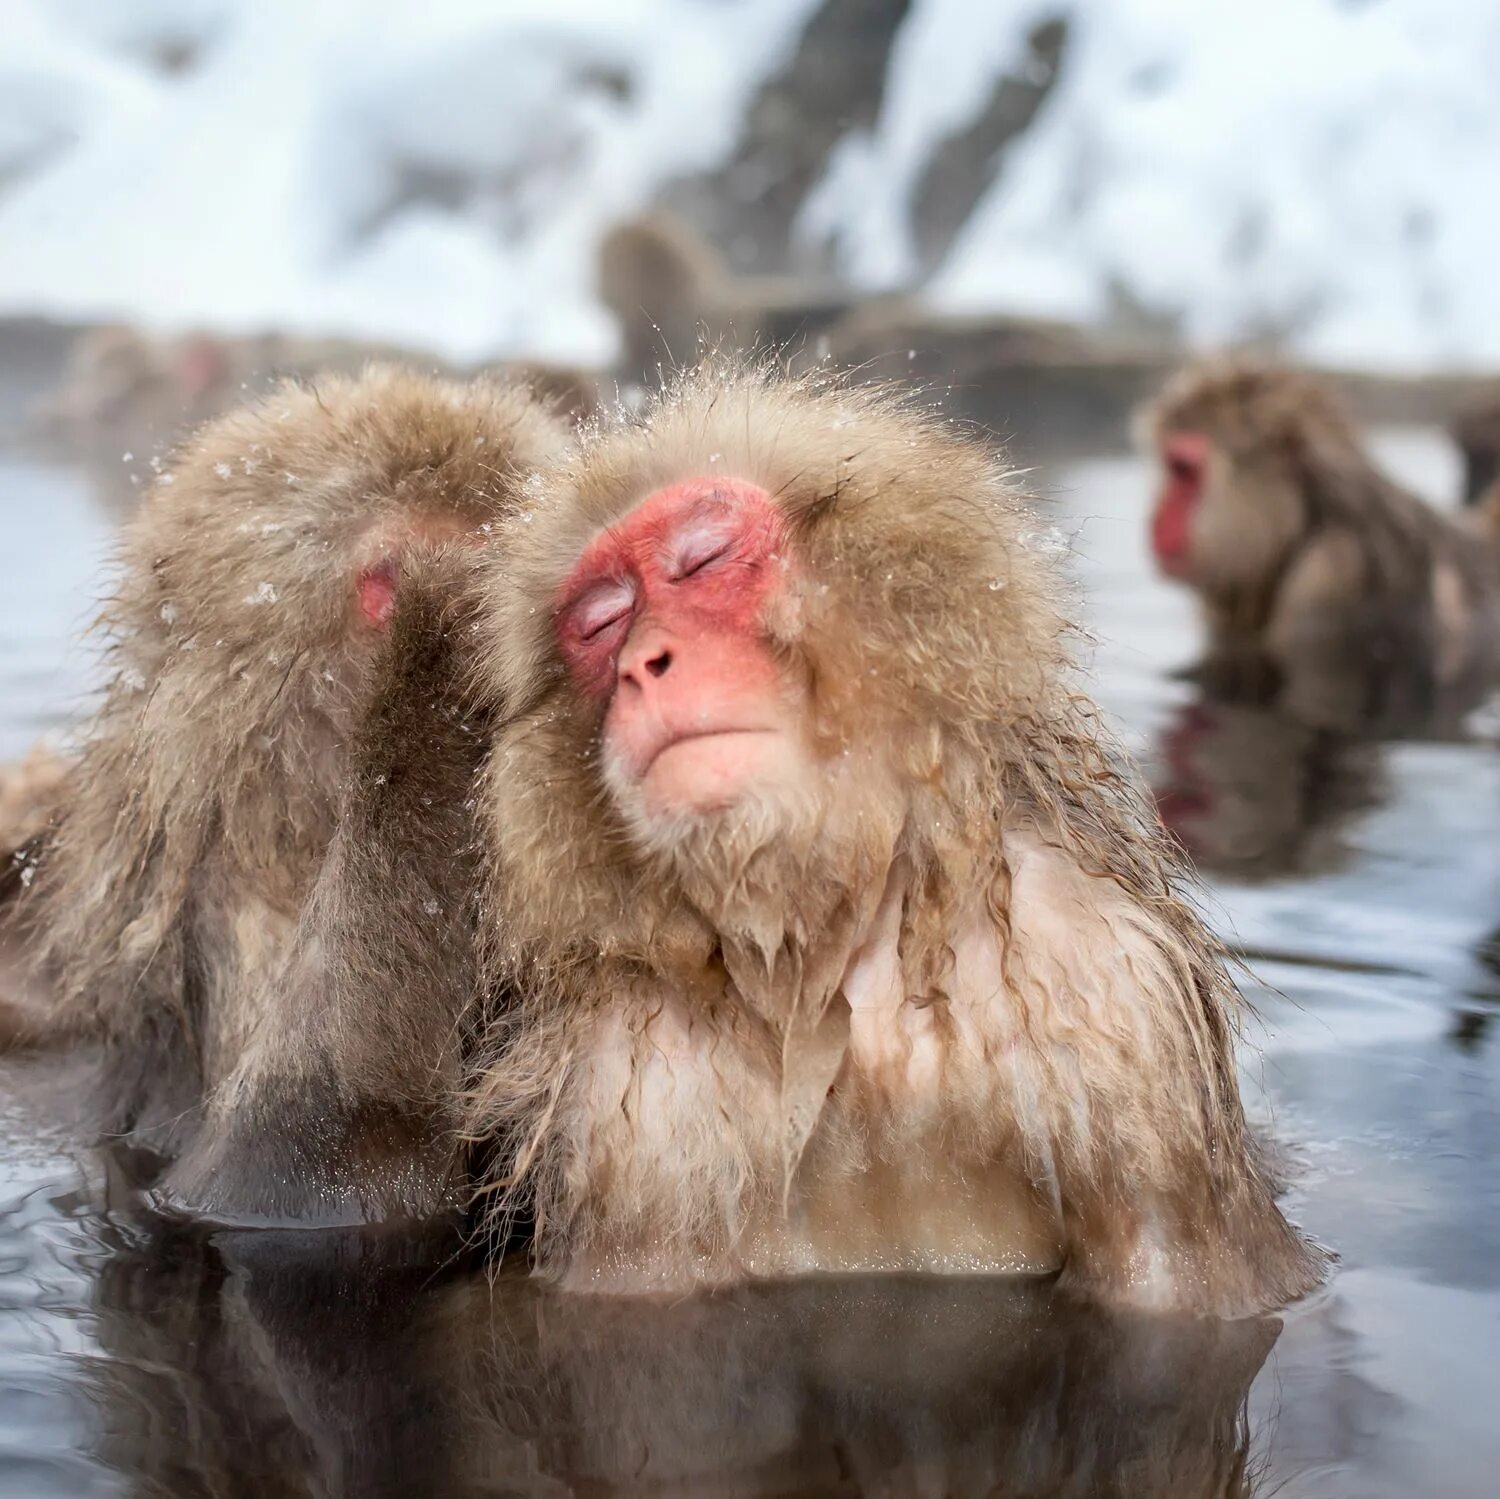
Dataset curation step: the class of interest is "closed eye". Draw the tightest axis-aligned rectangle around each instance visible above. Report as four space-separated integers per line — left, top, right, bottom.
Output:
573 582 636 640
580 605 630 640
675 541 733 579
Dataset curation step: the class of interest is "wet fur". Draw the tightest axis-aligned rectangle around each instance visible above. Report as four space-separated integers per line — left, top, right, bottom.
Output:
467 362 1323 1313
10 367 570 1219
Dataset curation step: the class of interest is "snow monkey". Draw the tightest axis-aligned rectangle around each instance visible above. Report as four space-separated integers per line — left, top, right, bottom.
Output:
466 364 1324 1315
596 211 878 379
6 367 572 1224
1143 359 1500 719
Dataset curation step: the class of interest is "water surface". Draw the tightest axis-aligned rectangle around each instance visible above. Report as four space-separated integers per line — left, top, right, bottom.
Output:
0 434 1497 1497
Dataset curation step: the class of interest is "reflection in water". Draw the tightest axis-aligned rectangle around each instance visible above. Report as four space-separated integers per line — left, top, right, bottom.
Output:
1153 697 1384 882
85 1225 1275 1498
1147 609 1500 883
1448 1007 1494 1051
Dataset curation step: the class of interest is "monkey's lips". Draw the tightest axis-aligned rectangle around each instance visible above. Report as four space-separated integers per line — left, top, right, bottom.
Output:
635 726 789 814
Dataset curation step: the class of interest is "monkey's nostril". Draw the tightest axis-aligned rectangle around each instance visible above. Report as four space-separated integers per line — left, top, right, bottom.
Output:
645 650 672 678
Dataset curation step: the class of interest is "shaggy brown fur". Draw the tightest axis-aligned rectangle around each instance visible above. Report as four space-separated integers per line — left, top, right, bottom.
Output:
151 545 497 1221
1145 359 1500 727
10 366 570 1221
466 362 1323 1314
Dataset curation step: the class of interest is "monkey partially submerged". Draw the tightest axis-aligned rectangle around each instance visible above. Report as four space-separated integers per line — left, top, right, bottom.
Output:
1143 359 1500 724
9 367 571 1223
467 365 1324 1315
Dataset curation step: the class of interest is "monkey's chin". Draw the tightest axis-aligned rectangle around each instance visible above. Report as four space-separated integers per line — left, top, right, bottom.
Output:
637 730 797 819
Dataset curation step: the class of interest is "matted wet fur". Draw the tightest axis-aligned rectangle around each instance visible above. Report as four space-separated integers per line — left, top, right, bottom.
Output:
1144 359 1500 723
466 361 1324 1314
8 366 571 1222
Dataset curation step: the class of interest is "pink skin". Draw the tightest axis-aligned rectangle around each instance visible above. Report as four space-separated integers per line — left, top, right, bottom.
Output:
555 478 801 816
1151 431 1210 579
357 558 401 627
354 513 481 630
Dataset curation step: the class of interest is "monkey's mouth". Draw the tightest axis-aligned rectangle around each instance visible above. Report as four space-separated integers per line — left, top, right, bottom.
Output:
641 727 777 777
632 727 790 818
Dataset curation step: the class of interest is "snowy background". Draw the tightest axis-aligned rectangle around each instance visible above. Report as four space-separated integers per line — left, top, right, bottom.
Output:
1 0 1497 372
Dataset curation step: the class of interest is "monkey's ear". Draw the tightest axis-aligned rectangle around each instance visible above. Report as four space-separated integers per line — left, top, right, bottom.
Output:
357 557 401 629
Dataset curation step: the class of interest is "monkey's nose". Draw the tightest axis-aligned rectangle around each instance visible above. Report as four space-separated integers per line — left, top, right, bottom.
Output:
617 631 676 690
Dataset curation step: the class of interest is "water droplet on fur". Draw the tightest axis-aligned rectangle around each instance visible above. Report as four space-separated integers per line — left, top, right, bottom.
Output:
988 578 1006 591
160 602 179 624
214 462 232 480
244 581 278 606
1018 525 1068 557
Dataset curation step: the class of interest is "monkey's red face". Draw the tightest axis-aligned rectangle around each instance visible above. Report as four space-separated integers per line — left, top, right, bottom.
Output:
555 478 809 822
1150 432 1211 578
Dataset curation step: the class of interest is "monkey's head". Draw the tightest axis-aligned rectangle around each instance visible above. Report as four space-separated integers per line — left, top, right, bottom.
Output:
477 366 1074 964
1142 358 1362 594
23 368 573 1012
110 367 569 749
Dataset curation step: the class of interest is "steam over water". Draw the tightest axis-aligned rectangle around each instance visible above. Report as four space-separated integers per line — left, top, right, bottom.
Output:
1 431 1497 1496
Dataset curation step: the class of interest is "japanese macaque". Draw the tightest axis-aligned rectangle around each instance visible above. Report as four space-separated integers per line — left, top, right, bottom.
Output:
1144 359 1500 726
31 325 598 514
597 212 889 380
6 367 571 1223
467 365 1323 1314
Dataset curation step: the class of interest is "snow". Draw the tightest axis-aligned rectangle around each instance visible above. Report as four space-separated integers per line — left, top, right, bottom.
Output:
0 0 816 365
928 0 1500 371
0 0 1497 373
